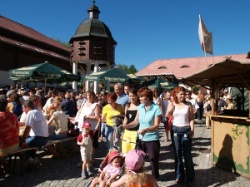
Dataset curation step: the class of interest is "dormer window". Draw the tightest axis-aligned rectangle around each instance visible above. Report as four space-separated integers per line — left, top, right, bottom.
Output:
158 66 167 69
180 65 189 68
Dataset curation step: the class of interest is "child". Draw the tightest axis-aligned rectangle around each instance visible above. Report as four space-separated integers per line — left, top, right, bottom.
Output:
110 149 159 187
77 122 93 179
90 150 122 187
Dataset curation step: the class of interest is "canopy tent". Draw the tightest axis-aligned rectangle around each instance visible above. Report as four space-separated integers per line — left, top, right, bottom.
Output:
85 68 131 82
126 74 145 84
181 58 250 90
143 78 178 90
9 62 79 83
9 62 80 93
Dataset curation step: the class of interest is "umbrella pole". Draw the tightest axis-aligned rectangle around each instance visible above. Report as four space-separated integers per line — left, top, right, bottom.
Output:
44 78 47 96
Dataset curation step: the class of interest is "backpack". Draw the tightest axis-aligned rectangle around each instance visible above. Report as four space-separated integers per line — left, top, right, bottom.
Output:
12 101 23 117
207 103 212 111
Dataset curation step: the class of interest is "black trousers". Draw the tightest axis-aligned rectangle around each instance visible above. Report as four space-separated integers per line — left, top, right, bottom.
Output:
136 140 160 179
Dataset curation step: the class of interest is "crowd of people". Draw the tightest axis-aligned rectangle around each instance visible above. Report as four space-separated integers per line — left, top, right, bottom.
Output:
0 83 234 186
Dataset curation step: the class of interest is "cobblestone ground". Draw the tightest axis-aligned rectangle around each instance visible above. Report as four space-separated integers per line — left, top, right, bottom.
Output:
1 120 250 187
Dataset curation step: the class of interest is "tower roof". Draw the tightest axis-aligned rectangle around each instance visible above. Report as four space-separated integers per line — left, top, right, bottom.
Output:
70 1 116 44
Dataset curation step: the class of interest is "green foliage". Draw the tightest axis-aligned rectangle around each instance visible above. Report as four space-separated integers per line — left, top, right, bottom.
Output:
117 64 138 74
192 85 200 93
52 37 71 48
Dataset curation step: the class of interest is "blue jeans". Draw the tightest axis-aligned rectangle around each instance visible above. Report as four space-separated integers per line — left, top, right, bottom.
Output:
105 125 118 152
26 136 48 158
172 126 195 183
101 122 106 137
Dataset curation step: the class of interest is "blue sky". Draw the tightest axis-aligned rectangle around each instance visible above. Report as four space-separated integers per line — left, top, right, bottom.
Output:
1 0 249 71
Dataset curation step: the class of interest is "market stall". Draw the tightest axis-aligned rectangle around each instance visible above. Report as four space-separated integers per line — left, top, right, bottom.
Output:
182 58 250 179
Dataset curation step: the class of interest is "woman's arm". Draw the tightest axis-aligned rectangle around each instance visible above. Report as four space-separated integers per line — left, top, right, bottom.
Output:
110 175 127 187
47 114 55 125
165 101 174 119
149 175 159 187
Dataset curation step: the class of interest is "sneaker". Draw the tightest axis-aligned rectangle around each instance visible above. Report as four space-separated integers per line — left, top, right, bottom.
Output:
87 170 93 177
81 172 87 180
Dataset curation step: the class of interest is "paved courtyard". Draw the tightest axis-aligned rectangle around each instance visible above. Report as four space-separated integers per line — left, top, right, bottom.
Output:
1 120 250 187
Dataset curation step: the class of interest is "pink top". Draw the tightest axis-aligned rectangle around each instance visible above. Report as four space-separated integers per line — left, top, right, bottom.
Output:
103 164 121 179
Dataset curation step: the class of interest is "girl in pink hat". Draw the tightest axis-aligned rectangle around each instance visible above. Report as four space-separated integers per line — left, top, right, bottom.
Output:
90 151 122 187
110 149 159 187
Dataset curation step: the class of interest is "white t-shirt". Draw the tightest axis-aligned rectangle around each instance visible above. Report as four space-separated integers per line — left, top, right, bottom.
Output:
77 102 98 131
26 109 48 137
186 98 199 112
52 111 68 134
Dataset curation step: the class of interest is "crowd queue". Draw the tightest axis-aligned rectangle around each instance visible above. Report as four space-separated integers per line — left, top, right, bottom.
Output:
0 83 233 186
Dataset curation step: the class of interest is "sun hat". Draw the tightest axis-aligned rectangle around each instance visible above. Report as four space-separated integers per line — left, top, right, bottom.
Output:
82 122 91 129
125 149 146 171
108 150 121 163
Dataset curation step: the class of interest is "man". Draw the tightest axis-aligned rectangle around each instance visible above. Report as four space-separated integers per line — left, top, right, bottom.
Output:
114 83 129 108
124 84 130 95
61 92 76 117
197 90 205 120
21 100 48 165
185 90 199 118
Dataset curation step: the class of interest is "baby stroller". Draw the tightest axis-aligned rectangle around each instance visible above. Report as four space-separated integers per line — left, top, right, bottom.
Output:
85 147 125 187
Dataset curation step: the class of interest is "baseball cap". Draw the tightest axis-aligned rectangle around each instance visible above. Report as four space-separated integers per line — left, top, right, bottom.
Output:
108 150 121 163
82 122 91 129
125 149 146 171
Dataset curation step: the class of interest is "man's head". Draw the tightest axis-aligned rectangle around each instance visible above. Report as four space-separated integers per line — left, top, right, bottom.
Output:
185 90 192 99
22 100 35 114
124 84 130 95
114 83 123 96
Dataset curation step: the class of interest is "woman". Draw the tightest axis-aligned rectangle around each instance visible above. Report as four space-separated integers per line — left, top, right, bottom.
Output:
45 97 68 158
166 86 195 185
122 88 140 154
102 92 124 151
77 91 100 161
152 88 163 113
47 97 68 140
127 87 162 179
0 95 19 175
225 97 234 110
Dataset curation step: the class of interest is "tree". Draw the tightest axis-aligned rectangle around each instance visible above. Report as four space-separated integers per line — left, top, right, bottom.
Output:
117 64 138 74
52 37 71 48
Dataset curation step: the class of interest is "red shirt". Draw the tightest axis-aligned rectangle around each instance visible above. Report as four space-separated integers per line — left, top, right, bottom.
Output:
77 131 94 142
0 112 19 149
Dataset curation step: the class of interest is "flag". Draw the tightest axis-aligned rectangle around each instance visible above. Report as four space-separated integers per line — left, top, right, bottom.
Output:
198 15 213 55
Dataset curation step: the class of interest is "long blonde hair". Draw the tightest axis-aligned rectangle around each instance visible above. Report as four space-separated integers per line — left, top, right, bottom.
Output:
126 166 148 187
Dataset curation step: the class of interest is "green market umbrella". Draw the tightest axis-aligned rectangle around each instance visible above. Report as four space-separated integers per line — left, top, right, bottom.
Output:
85 68 130 82
144 78 178 90
9 62 79 93
9 61 79 82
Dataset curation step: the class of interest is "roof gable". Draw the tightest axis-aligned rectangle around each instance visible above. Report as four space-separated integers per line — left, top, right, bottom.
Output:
136 54 247 79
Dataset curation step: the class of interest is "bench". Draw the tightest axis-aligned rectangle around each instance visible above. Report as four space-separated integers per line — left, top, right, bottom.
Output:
7 136 77 176
8 147 38 176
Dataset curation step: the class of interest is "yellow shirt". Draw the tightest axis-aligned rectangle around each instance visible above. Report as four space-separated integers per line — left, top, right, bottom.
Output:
102 104 124 126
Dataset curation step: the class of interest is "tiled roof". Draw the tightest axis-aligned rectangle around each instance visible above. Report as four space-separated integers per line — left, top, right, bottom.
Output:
136 54 247 79
0 15 70 53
